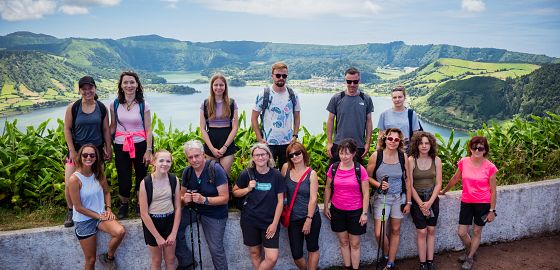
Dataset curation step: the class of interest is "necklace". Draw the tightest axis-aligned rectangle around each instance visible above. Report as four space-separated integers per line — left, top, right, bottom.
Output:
126 100 135 111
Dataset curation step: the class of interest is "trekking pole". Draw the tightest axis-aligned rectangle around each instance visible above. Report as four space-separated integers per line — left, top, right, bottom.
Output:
196 211 203 270
376 176 389 270
187 190 196 268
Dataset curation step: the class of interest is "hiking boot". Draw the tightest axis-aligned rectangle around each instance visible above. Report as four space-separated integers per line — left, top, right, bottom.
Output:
461 257 474 270
98 253 116 270
427 261 436 270
118 203 128 220
419 262 428 270
64 210 74 227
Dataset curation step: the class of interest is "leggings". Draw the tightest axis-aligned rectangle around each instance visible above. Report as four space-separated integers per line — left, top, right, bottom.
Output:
114 141 148 198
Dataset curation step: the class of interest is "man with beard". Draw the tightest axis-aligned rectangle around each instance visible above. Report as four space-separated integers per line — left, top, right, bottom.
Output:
251 62 301 168
326 67 374 165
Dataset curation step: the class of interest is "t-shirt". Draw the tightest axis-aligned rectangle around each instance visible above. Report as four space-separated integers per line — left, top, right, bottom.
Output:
327 164 369 211
377 108 420 140
326 90 374 147
253 86 301 145
457 157 498 203
200 99 238 128
236 168 286 229
114 101 151 144
181 161 229 219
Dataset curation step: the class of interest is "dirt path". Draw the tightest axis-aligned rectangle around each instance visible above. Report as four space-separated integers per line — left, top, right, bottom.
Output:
363 234 560 270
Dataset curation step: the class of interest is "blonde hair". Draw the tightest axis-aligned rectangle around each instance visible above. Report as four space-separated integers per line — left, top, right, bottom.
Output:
248 143 275 168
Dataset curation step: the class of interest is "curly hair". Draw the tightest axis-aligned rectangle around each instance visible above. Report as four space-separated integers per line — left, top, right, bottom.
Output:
410 131 437 159
379 128 405 152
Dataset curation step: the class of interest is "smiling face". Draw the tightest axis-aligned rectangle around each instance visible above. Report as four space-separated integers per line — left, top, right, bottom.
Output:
79 84 96 101
80 146 97 167
153 151 172 174
385 131 401 151
121 75 138 97
252 147 270 167
338 148 356 164
212 78 226 98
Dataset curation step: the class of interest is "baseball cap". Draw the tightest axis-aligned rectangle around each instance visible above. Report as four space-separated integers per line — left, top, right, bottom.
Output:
78 76 96 88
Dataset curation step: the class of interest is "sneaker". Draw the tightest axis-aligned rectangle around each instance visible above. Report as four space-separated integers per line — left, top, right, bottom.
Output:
98 253 116 270
383 262 396 270
461 257 474 270
427 261 436 270
419 262 427 270
118 204 128 220
64 210 74 227
458 251 468 262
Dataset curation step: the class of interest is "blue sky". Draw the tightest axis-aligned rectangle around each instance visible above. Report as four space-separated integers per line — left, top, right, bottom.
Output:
1 0 559 57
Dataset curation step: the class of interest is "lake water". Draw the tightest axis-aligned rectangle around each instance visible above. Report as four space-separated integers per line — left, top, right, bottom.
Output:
0 83 468 141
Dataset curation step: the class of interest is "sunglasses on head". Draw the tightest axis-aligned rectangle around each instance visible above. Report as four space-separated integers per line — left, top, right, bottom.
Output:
470 145 485 152
81 153 97 158
386 136 401 143
287 150 303 159
346 80 360 85
274 74 288 79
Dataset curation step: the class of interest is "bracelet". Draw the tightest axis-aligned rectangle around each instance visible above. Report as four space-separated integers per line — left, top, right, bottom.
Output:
306 215 312 219
105 205 111 210
407 201 412 205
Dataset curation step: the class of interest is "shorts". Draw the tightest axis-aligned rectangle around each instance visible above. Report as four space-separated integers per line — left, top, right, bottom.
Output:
142 211 175 246
240 218 280 248
329 205 366 236
75 218 101 240
372 193 405 220
204 127 237 158
411 197 439 229
459 202 490 226
66 144 104 166
287 213 321 259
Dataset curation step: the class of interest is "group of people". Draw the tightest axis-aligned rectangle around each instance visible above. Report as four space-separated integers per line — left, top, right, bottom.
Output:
65 62 498 270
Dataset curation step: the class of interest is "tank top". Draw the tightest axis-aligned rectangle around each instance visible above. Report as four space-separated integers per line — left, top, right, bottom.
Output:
413 158 436 190
148 176 175 214
285 170 319 220
72 172 104 222
74 103 103 146
375 161 403 195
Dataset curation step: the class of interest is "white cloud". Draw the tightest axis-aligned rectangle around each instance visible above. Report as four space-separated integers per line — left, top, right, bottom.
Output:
162 0 180 9
193 0 381 18
63 0 120 6
462 0 485 13
0 0 57 21
59 4 88 14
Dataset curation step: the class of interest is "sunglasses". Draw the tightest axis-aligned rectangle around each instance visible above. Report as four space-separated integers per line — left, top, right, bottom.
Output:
346 80 360 85
81 153 97 158
386 136 401 143
470 145 486 152
287 150 303 159
274 74 288 79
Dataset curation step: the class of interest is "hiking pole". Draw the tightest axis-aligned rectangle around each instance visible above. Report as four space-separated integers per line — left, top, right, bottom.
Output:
187 190 196 268
196 211 203 270
376 176 389 270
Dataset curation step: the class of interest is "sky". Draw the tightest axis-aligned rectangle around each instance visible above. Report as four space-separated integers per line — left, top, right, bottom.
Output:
0 0 559 57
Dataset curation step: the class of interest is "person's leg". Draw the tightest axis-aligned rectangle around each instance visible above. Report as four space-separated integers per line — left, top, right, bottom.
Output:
148 245 163 270
336 231 352 268
249 245 263 270
114 143 132 218
97 220 126 258
276 144 288 168
63 161 76 227
163 244 176 270
457 224 471 254
219 154 235 176
426 226 436 261
374 218 389 256
349 234 361 269
200 215 228 270
417 228 428 263
387 218 402 264
78 235 97 270
175 208 194 268
288 219 306 270
260 247 279 270
305 214 321 270
133 141 149 195
468 225 483 258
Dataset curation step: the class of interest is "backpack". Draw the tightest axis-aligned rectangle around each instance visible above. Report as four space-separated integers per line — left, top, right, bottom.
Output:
372 150 406 194
144 173 177 207
259 86 297 125
330 161 363 196
182 160 218 190
71 99 108 137
407 108 423 139
113 98 146 130
203 98 235 131
234 167 256 210
334 91 366 133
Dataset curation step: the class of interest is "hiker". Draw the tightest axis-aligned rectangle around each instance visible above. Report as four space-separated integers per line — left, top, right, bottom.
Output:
63 76 111 227
441 136 498 270
323 139 370 270
200 73 239 175
110 71 153 219
377 86 422 151
233 143 286 270
280 142 321 270
251 62 301 168
138 150 181 270
367 128 412 270
178 140 230 270
408 132 442 270
326 67 374 165
68 144 125 270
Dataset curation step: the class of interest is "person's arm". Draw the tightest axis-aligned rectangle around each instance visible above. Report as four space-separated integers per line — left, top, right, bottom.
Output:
292 110 301 142
323 175 333 220
408 157 423 205
109 103 116 140
359 168 370 225
326 112 335 158
487 170 498 222
232 171 254 197
139 179 166 247
441 169 461 194
428 157 443 206
200 109 219 157
69 175 104 219
403 154 412 214
221 108 239 155
168 176 182 245
142 109 152 165
205 165 229 205
101 104 112 161
64 103 77 163
363 112 372 157
266 192 284 239
367 151 381 189
302 170 319 235
251 110 266 144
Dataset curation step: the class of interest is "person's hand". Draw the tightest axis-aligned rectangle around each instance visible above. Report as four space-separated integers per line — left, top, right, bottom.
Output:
380 181 389 191
290 136 298 144
218 146 228 156
248 180 257 192
323 207 331 220
156 235 166 248
302 218 312 235
191 192 204 204
182 192 193 204
402 204 411 215
166 232 177 246
258 138 267 144
103 146 112 161
486 211 496 223
211 146 222 158
143 151 152 166
99 211 115 221
265 223 277 239
326 142 333 158
362 143 369 158
70 149 78 164
359 213 368 226
439 189 447 196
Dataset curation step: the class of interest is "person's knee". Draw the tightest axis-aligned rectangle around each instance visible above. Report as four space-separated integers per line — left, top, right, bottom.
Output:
338 237 350 247
457 228 468 238
417 228 427 237
264 252 278 263
349 240 361 250
427 227 436 236
473 226 483 236
84 255 96 267
113 225 126 239
390 225 401 235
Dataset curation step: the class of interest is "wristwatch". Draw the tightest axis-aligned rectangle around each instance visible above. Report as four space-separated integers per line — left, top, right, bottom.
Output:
204 197 209 205
292 134 298 138
489 209 497 216
362 212 367 216
407 201 412 205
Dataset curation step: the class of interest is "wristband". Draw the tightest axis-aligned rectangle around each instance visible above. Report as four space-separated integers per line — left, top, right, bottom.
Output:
407 201 412 205
146 147 152 152
105 205 111 210
306 215 312 219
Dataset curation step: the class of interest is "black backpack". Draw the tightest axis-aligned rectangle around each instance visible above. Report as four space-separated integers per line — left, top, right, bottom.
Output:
330 161 363 196
334 91 366 133
259 86 297 125
71 99 107 137
407 108 423 139
203 98 235 131
182 160 218 190
372 150 407 194
234 168 257 210
144 173 177 207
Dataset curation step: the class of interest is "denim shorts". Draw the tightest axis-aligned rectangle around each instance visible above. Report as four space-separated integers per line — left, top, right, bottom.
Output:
372 193 405 219
75 218 101 240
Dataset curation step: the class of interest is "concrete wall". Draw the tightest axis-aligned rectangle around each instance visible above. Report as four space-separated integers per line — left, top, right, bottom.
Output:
1 179 559 270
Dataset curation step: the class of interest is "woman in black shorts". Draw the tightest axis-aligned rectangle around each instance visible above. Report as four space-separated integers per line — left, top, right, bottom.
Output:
281 142 321 270
200 73 239 175
408 132 442 270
